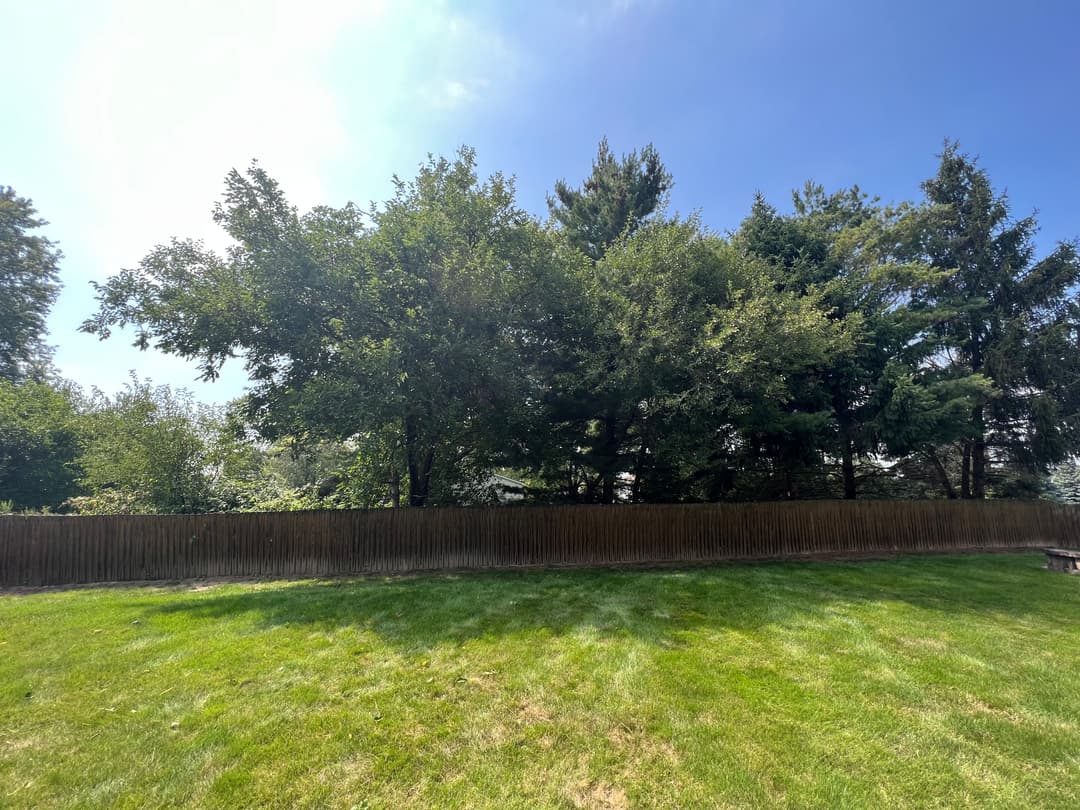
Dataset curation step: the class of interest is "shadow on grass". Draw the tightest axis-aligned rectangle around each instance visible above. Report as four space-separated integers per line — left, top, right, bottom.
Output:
140 554 1079 650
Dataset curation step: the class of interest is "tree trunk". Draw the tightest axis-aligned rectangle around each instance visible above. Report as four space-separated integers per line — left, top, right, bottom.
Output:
630 416 649 503
784 466 796 499
404 415 433 507
927 449 958 499
840 435 856 499
407 464 426 507
968 343 986 499
961 441 972 499
601 474 616 504
972 438 987 499
389 467 400 509
968 402 987 499
834 395 857 499
600 413 618 504
408 460 432 507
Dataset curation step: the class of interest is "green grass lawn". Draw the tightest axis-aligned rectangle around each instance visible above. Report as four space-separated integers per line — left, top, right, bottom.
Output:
1 554 1077 809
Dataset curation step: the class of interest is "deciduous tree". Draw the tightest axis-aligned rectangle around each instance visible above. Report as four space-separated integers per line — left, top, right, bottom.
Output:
0 379 83 510
84 150 553 506
73 379 216 514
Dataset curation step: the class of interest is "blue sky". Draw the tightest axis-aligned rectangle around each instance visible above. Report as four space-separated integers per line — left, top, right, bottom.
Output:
4 0 1078 404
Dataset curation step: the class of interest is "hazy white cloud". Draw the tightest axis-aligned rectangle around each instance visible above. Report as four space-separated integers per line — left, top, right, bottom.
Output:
573 0 661 29
48 0 521 401
413 12 516 111
423 77 492 109
64 0 516 271
65 0 384 270
44 0 533 403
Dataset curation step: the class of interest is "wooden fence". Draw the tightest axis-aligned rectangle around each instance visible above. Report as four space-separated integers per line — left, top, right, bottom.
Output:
1 500 1078 587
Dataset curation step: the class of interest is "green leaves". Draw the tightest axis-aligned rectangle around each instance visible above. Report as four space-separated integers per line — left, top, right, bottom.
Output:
0 379 82 510
0 186 62 382
83 148 551 506
72 379 219 514
74 141 1079 507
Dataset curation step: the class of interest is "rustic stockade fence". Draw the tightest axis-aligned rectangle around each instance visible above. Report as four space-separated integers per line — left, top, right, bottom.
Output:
2 500 1078 588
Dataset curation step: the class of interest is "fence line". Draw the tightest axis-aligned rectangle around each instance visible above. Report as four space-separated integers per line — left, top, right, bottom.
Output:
1 500 1077 587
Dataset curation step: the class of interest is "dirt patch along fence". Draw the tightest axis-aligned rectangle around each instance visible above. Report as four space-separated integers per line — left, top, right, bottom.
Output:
1 500 1078 587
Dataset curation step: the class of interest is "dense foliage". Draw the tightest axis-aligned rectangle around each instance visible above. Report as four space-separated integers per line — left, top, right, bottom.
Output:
3 140 1079 511
0 186 62 382
0 379 82 511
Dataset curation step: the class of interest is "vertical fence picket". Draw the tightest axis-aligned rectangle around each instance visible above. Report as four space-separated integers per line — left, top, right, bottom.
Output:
2 501 1078 586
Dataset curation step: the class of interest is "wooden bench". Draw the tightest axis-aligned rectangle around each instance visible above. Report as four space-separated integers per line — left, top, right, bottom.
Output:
1045 548 1080 574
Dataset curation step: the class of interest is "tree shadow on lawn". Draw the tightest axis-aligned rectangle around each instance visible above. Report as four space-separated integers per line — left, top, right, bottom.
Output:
143 554 1079 651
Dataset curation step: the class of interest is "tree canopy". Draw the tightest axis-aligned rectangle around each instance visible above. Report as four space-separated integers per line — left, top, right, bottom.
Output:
83 150 557 506
0 186 62 382
27 138 1074 511
913 142 1080 497
548 138 672 262
0 379 82 511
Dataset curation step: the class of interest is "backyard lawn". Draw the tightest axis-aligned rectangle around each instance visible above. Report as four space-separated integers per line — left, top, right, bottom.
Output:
1 554 1077 809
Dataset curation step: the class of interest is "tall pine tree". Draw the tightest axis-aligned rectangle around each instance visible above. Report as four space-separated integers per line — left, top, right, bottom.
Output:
548 138 672 262
916 142 1080 497
0 186 62 381
543 139 674 502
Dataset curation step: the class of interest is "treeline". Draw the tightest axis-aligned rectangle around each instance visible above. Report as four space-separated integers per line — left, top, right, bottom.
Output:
4 140 1080 511
0 376 379 514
